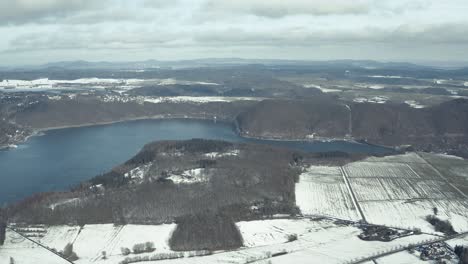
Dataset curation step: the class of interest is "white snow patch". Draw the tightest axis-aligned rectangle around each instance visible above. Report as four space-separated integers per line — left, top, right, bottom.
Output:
124 163 151 180
368 75 404 79
304 84 341 93
167 168 210 184
353 96 388 104
368 85 385 89
48 198 80 210
143 96 262 104
157 78 219 86
203 149 240 158
405 100 426 109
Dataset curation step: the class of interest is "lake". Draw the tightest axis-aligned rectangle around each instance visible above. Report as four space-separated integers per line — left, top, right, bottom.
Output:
0 119 392 204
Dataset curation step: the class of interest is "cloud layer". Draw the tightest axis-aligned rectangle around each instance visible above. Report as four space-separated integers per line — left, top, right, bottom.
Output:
1 0 467 65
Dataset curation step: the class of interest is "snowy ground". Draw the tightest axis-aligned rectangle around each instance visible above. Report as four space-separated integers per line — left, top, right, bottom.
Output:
0 229 69 264
167 168 211 184
296 152 468 234
4 218 458 264
0 78 220 92
11 223 177 264
295 166 361 220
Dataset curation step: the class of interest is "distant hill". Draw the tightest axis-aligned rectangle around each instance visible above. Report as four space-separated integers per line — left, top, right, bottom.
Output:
236 98 468 152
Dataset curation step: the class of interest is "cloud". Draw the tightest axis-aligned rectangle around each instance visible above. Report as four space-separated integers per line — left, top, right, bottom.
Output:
0 0 467 64
203 0 373 18
0 0 104 25
7 20 468 55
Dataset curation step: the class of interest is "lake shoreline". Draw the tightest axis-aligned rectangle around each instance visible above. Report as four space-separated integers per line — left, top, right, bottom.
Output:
4 115 393 151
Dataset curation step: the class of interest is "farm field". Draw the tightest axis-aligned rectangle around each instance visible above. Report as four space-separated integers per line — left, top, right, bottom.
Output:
295 152 468 234
418 153 468 196
0 229 68 264
295 166 361 220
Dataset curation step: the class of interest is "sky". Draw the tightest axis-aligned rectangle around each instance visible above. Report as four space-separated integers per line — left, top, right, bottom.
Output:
1 0 468 66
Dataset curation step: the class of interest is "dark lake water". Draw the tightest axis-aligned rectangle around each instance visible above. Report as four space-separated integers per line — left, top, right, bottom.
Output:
0 119 392 204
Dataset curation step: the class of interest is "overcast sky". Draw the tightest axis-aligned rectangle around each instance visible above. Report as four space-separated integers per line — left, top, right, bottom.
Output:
1 0 468 66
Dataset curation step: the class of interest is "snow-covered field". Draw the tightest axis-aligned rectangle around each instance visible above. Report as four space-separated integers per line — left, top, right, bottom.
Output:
109 219 436 264
350 178 421 201
343 161 420 178
18 223 177 264
361 199 468 233
296 153 468 234
0 78 221 92
237 218 336 247
295 166 361 220
364 152 427 163
0 78 144 91
0 229 69 264
2 219 452 264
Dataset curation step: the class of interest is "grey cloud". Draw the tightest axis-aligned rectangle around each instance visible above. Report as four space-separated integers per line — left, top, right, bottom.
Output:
192 23 468 46
7 21 468 54
203 0 373 18
0 0 105 25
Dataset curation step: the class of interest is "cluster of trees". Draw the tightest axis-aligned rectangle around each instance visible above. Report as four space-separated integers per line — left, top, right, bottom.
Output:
119 252 185 264
455 246 468 264
425 215 457 236
169 211 243 251
0 222 6 246
61 243 79 261
132 242 155 254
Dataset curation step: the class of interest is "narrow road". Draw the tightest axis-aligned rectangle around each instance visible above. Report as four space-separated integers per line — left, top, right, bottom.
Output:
340 166 367 222
344 104 353 137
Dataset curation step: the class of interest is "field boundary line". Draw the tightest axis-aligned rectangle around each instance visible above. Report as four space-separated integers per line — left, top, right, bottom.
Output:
340 166 367 222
